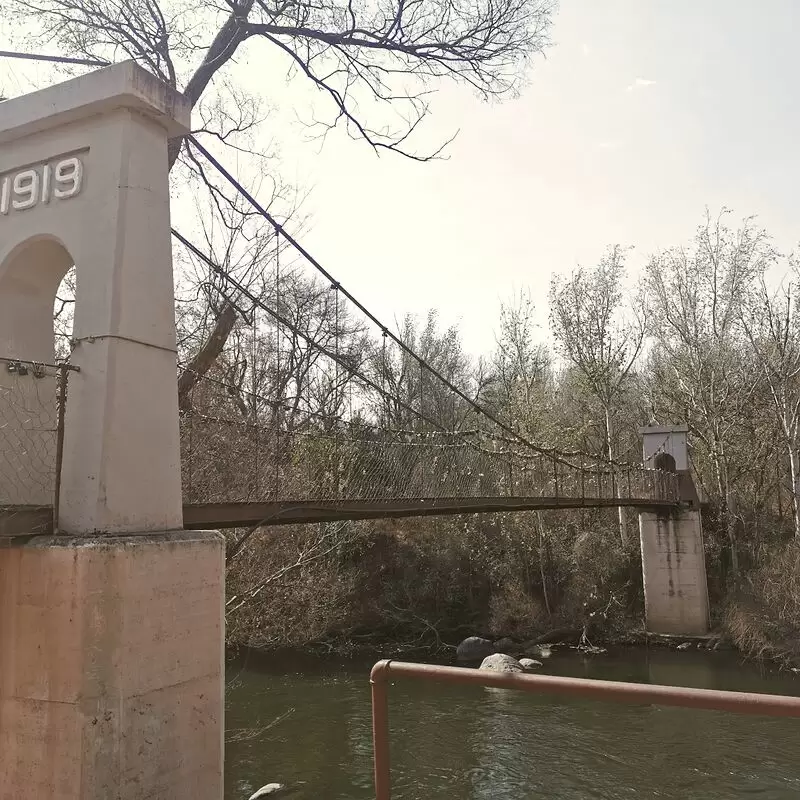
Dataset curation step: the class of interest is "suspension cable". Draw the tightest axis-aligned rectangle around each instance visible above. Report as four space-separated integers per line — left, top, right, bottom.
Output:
172 227 451 436
185 134 558 458
252 283 259 495
172 228 639 472
275 229 281 499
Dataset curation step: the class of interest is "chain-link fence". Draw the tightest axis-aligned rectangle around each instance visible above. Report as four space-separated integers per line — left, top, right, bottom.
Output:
0 357 71 529
179 368 680 508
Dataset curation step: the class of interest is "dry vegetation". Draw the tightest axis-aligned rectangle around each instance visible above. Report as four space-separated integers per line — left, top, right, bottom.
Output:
211 210 800 661
11 0 800 660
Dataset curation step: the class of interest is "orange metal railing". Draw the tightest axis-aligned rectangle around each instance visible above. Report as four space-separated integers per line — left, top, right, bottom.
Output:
369 660 800 800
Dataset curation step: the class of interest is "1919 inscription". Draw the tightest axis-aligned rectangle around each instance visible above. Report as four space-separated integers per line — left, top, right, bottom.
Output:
0 156 84 215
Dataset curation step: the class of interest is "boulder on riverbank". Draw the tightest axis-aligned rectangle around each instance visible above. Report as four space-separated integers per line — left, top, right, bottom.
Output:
457 636 495 662
479 653 524 672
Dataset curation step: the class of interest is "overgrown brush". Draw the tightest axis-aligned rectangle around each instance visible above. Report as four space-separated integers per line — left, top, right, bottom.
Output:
225 510 642 653
725 539 800 664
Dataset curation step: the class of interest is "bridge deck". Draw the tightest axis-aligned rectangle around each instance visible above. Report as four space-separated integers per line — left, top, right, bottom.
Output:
0 495 680 536
182 496 679 527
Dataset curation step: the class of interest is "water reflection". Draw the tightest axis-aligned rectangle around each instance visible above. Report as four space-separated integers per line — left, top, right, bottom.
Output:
225 648 800 800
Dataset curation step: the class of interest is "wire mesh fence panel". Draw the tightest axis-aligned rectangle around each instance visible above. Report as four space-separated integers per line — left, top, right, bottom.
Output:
0 351 679 536
169 151 683 517
177 372 680 507
0 359 64 507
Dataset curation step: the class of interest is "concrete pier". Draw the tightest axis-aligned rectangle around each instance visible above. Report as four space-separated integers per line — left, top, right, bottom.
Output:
0 532 224 800
638 425 710 635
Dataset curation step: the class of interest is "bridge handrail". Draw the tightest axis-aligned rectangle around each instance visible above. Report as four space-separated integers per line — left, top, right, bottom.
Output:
369 660 800 800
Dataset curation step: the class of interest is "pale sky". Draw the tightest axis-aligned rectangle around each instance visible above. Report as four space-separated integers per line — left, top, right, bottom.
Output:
234 0 800 355
3 1 799 357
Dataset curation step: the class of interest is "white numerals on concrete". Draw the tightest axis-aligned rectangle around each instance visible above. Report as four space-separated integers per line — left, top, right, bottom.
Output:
0 156 83 215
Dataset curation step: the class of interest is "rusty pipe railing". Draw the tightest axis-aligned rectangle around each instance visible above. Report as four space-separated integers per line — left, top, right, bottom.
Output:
370 660 800 800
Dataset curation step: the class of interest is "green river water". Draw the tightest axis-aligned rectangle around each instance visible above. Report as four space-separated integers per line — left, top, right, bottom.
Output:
224 647 800 799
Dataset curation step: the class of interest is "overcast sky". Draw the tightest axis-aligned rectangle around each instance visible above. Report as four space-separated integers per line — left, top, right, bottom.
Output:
3 1 799 356
245 0 800 354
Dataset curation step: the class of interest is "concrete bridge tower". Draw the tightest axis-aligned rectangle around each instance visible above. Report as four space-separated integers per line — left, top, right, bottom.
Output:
0 64 223 798
638 424 710 635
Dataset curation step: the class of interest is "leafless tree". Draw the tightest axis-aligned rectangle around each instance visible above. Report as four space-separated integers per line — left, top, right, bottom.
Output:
485 288 551 440
10 0 557 160
368 310 472 431
53 268 76 361
178 264 369 505
224 518 363 648
549 245 644 545
7 0 557 424
741 263 800 538
643 209 778 573
175 183 290 410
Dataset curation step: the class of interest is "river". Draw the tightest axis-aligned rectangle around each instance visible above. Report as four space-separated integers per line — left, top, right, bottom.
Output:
224 647 800 799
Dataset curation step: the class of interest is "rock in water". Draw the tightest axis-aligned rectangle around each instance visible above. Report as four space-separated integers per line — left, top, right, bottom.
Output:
522 642 553 659
519 658 543 671
249 784 288 799
479 653 524 672
493 637 516 653
457 636 495 662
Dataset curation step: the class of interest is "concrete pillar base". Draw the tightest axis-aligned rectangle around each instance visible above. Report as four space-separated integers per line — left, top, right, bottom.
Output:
639 510 710 635
0 531 224 800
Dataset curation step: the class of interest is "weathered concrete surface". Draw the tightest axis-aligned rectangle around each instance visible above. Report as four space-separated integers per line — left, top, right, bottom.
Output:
0 531 224 800
639 510 710 635
0 60 190 145
0 64 223 800
640 423 689 471
638 424 709 636
0 60 189 531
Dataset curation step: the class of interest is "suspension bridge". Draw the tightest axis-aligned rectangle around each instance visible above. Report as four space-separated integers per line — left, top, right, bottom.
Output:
0 60 702 800
0 353 681 535
0 133 681 536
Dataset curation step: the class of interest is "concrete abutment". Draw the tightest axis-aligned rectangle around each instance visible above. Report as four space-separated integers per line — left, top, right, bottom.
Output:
0 532 224 800
0 63 225 798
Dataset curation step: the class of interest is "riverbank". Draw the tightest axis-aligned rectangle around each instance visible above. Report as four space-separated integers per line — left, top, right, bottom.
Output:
227 625 757 674
224 515 800 671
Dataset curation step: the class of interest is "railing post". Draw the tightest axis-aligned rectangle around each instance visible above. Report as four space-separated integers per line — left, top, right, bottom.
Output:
371 662 391 800
52 363 70 534
187 389 194 502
